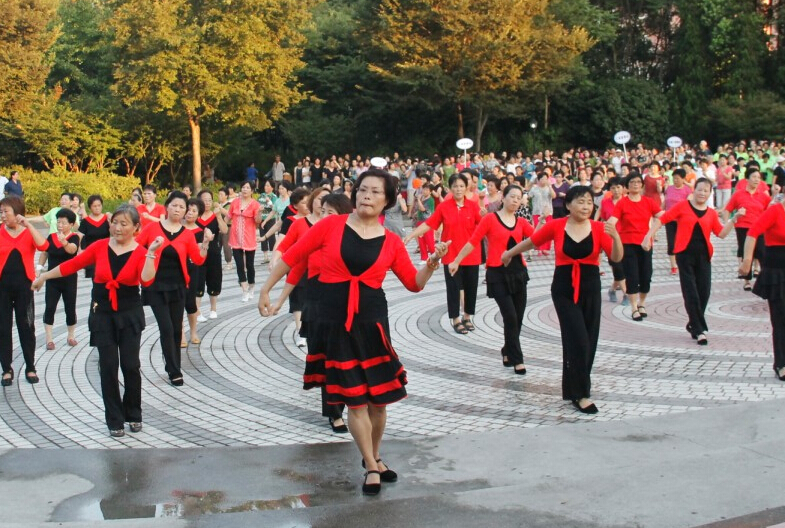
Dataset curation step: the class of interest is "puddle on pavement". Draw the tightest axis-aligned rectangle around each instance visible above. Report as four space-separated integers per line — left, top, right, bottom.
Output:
83 490 310 520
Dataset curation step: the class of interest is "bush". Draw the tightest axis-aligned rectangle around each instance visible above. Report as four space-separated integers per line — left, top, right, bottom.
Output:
0 167 141 215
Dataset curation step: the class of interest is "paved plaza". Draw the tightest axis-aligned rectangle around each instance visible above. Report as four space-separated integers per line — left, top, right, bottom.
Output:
2 227 785 527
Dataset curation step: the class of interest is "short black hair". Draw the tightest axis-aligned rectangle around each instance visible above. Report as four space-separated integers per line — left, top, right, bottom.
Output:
186 197 205 216
352 168 399 211
694 177 713 191
448 173 469 188
55 207 77 224
143 184 157 193
165 190 188 207
608 176 624 188
672 168 687 179
503 184 524 198
624 172 643 187
565 185 592 204
290 187 310 206
321 193 353 215
87 194 103 207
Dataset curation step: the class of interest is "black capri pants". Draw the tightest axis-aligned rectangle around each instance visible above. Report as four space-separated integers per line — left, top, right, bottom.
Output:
232 249 255 284
665 222 677 256
196 250 223 297
259 218 276 252
444 264 479 319
735 227 765 280
43 275 78 326
622 244 653 295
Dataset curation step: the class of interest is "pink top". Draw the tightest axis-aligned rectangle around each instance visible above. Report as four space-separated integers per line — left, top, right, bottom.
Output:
663 185 692 211
228 199 260 251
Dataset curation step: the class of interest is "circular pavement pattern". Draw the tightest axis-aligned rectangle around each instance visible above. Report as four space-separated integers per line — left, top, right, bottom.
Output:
0 236 781 448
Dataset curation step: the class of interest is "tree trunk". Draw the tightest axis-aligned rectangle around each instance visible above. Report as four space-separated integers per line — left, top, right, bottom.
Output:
544 95 550 130
475 106 488 153
189 114 202 191
456 102 465 138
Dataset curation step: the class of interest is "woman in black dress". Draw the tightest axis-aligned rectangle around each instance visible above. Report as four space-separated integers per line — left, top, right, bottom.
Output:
40 208 80 349
258 169 449 495
195 189 228 320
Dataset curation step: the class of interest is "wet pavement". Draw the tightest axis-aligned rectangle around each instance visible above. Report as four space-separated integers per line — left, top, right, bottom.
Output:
1 223 784 526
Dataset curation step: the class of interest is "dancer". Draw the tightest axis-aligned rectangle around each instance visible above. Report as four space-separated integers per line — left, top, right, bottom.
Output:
228 181 261 302
740 195 785 379
0 196 48 385
405 172 482 334
136 191 212 386
607 172 662 321
258 168 449 495
183 198 206 345
502 186 623 414
599 177 626 303
273 187 328 347
269 193 354 433
450 184 534 374
137 184 166 228
642 178 737 345
195 189 227 320
78 195 111 278
257 179 277 263
723 168 770 291
40 208 80 349
33 205 162 436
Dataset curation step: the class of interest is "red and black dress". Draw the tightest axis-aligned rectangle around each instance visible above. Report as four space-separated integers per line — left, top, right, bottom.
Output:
185 225 204 316
612 196 661 295
136 222 205 382
467 213 534 367
425 196 482 320
529 218 615 402
0 228 48 377
196 213 222 298
78 214 110 278
748 204 785 372
43 232 80 328
658 201 725 338
282 214 421 408
59 240 153 430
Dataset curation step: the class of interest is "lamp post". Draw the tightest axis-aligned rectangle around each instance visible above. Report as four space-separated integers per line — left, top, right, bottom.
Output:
529 119 538 154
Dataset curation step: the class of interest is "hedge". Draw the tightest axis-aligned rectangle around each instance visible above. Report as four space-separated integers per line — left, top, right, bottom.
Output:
1 167 141 215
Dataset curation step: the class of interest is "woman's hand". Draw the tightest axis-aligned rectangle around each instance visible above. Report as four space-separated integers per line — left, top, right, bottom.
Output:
258 289 274 317
501 250 512 267
56 232 69 245
148 236 165 253
735 207 746 218
447 262 459 276
739 258 752 277
203 228 215 243
16 215 29 228
31 274 47 291
434 240 450 259
605 222 620 239
640 235 651 252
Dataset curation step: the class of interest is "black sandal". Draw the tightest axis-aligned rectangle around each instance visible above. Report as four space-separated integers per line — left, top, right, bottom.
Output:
637 306 648 318
452 322 468 335
329 417 348 433
631 310 643 322
361 458 398 482
25 371 39 384
462 318 476 331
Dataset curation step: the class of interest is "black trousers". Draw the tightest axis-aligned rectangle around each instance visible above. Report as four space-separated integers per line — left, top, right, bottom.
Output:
43 275 78 326
444 264 479 319
769 297 785 370
735 228 765 280
0 277 36 374
233 249 256 284
321 386 345 419
196 250 223 297
622 244 653 295
676 251 711 336
665 222 677 256
150 298 185 380
259 219 276 252
493 288 527 365
552 289 601 401
97 320 143 430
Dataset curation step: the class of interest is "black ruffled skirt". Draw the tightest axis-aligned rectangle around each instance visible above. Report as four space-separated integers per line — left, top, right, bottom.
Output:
753 246 785 301
88 307 146 348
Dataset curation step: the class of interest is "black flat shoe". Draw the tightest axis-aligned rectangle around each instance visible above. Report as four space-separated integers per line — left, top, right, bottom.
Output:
637 306 648 318
25 371 39 384
362 470 381 495
362 458 398 482
109 428 125 437
696 334 708 346
1 369 13 387
572 399 599 414
514 366 527 375
170 377 184 387
329 418 348 433
129 422 143 433
774 366 785 381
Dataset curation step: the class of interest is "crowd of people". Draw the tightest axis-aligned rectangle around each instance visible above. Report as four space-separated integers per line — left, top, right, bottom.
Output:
1 138 784 495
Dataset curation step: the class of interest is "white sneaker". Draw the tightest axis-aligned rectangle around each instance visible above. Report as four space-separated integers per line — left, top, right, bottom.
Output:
296 336 306 348
208 311 218 319
242 291 250 302
223 262 234 270
196 314 208 323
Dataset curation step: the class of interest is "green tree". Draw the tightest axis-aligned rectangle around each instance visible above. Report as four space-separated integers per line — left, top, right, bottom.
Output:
0 0 59 117
369 0 593 151
110 0 316 188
